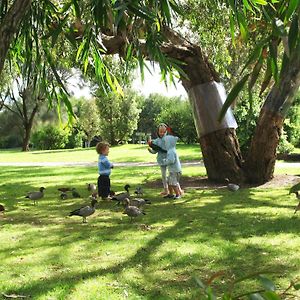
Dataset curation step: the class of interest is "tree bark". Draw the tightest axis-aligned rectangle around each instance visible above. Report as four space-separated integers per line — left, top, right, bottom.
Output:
0 0 31 74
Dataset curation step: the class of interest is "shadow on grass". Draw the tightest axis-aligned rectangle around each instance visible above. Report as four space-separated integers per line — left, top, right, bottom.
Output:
0 166 299 298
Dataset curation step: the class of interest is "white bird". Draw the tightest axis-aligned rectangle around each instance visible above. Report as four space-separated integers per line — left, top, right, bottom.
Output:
25 187 45 205
123 198 146 221
69 199 98 223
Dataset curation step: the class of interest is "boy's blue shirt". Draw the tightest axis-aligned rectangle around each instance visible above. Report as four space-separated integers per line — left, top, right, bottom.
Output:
98 154 113 175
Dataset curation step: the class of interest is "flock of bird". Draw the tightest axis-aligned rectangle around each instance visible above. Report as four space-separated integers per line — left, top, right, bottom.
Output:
14 183 150 223
0 180 299 222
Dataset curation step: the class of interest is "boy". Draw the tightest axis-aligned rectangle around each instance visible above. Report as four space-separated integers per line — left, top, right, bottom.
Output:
96 142 114 199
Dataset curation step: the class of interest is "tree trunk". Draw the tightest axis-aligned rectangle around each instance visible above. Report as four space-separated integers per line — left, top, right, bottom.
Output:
160 29 245 182
244 108 283 183
22 126 31 151
0 0 31 74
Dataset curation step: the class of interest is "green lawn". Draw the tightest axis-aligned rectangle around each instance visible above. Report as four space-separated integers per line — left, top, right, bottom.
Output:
0 146 299 299
0 144 202 164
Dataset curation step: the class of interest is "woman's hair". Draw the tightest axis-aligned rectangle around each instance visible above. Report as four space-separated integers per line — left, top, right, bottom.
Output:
96 141 109 154
157 123 173 137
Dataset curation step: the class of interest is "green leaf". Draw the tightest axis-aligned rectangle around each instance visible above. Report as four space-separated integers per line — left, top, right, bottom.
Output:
294 283 300 290
248 56 263 91
252 0 268 5
258 275 276 291
229 13 236 46
285 0 300 22
259 57 272 96
193 276 206 289
262 291 281 300
269 41 278 83
288 15 299 52
218 73 250 121
249 294 264 300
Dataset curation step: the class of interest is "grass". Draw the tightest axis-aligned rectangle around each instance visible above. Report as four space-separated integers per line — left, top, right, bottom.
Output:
0 143 202 164
0 146 299 299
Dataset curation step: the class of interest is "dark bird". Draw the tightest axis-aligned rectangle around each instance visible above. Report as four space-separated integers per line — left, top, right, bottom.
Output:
134 186 144 197
0 204 5 213
69 199 98 223
58 187 71 193
60 192 68 200
25 187 45 205
123 198 146 221
111 184 131 202
71 188 81 198
89 192 98 201
87 183 97 193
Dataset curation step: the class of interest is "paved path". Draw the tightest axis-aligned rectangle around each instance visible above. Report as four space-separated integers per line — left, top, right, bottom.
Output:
0 161 299 168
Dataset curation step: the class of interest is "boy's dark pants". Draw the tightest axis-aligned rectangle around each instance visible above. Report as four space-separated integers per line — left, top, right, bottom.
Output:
98 175 110 198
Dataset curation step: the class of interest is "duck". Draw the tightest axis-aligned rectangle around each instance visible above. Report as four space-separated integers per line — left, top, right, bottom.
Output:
126 197 151 208
122 198 146 221
71 188 81 198
58 187 71 193
87 183 97 193
89 192 98 201
111 184 131 202
292 191 300 214
60 192 68 200
25 187 45 205
134 186 144 197
69 199 98 223
225 178 239 192
0 204 5 213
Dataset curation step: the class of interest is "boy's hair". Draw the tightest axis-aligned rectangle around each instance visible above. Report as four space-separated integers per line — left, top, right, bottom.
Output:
96 141 109 154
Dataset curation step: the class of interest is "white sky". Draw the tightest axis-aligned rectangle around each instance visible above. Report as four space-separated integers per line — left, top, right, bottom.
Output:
67 64 187 99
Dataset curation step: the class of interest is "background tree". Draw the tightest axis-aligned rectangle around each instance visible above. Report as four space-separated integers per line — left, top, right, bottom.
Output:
95 89 142 145
72 98 100 147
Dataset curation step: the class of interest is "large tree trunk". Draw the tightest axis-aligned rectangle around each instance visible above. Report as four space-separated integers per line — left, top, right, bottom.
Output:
160 29 245 182
0 0 31 74
245 48 300 184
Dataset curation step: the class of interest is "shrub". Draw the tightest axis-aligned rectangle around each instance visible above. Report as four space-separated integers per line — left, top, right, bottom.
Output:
31 125 68 150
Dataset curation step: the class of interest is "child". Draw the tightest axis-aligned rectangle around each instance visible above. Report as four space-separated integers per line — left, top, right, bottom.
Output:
96 142 114 199
161 135 182 199
148 123 169 195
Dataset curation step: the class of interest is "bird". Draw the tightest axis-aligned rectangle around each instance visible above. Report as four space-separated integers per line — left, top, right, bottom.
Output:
122 198 146 221
69 199 98 223
289 182 300 195
60 192 68 200
25 187 45 205
225 178 239 192
292 191 300 214
0 204 5 213
111 184 131 202
87 183 97 193
58 187 71 193
134 186 144 197
89 192 98 201
71 188 81 198
125 197 151 208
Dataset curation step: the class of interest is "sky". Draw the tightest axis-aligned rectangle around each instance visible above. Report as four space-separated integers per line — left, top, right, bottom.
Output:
67 64 187 99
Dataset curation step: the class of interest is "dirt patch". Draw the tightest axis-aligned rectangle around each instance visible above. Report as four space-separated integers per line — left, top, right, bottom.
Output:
145 174 300 190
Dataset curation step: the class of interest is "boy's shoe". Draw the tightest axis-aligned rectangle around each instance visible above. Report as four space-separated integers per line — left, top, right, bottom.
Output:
174 195 181 199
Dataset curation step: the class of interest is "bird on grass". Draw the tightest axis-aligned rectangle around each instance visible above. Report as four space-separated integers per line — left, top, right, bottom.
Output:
225 178 240 192
123 197 151 208
87 183 97 193
0 204 5 214
60 192 68 200
111 184 131 202
58 187 71 192
134 186 144 197
69 199 98 223
123 198 146 222
289 182 300 214
25 187 45 205
71 188 81 198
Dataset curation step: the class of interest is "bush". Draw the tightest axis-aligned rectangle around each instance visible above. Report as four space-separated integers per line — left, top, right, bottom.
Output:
31 125 68 150
277 130 295 155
